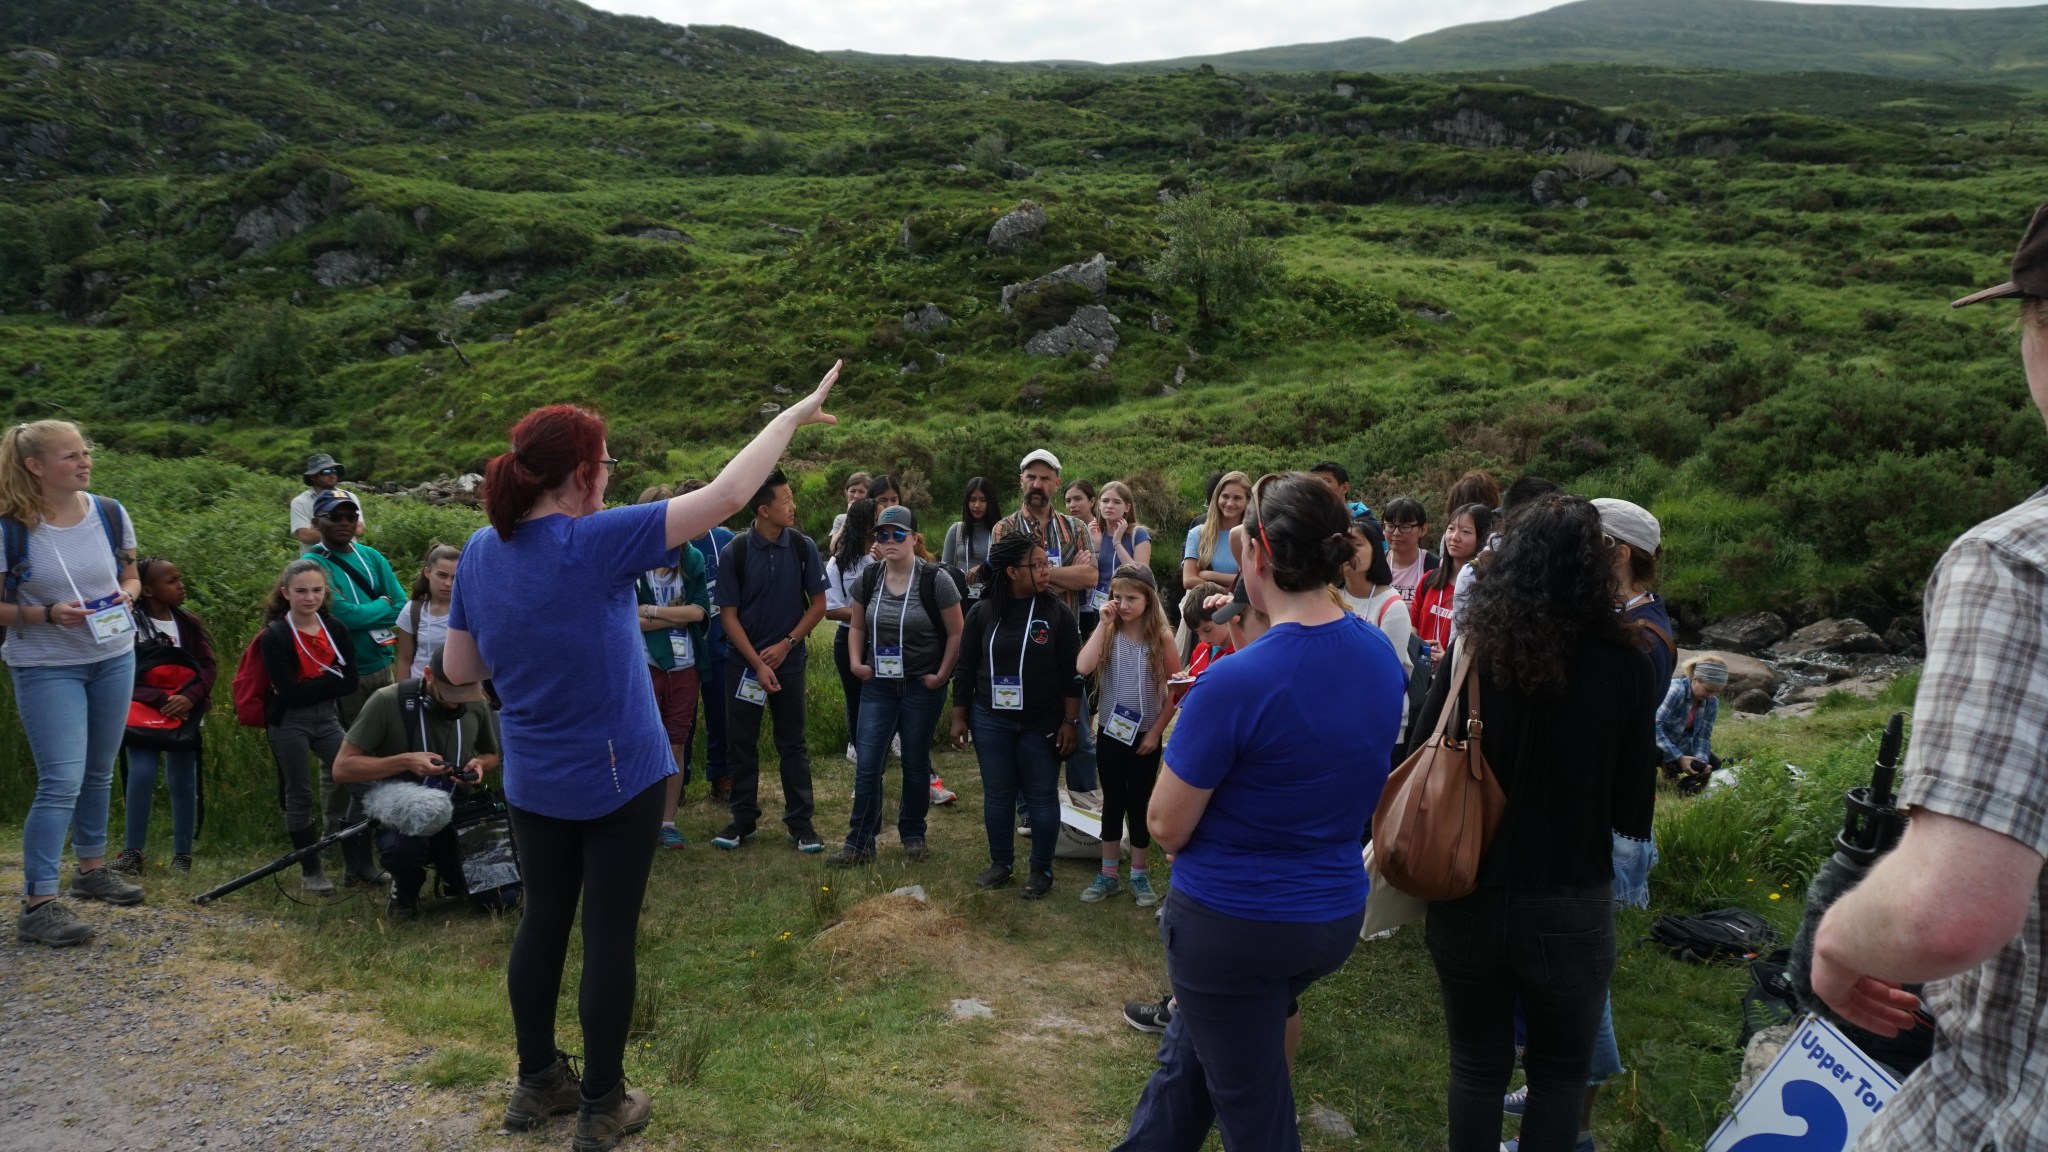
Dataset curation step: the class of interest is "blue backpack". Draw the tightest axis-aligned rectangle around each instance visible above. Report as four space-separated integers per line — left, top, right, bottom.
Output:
0 495 126 644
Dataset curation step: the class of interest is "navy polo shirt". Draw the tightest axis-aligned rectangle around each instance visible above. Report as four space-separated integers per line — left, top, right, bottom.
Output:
715 526 826 658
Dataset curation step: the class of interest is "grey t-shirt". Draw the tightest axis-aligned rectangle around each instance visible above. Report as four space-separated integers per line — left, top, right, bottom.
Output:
855 561 961 678
2 499 137 668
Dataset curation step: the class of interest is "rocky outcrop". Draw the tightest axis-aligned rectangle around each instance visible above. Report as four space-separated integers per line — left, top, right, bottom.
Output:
230 169 351 255
1530 170 1566 207
1700 611 1788 654
1774 618 1885 658
1000 253 1112 313
452 288 511 310
986 200 1046 254
380 473 483 507
902 303 950 335
1024 305 1119 367
312 250 380 288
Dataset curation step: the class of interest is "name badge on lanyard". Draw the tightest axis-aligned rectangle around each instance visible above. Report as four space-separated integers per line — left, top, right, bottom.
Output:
1103 704 1144 746
83 593 134 643
370 627 398 648
1086 588 1110 613
989 596 1036 712
872 571 912 679
736 668 768 706
992 675 1024 711
669 629 695 669
877 646 904 679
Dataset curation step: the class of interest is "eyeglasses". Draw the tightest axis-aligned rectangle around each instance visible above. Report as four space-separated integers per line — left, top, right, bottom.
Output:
601 458 620 475
1020 561 1052 573
874 528 910 543
1385 522 1423 533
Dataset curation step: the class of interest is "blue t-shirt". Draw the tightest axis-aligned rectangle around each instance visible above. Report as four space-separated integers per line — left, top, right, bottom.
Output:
1165 614 1404 922
1095 526 1153 593
449 502 678 820
1182 524 1239 578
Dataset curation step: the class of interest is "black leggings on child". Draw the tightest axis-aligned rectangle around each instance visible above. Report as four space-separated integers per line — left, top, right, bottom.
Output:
1095 730 1160 848
506 779 664 1100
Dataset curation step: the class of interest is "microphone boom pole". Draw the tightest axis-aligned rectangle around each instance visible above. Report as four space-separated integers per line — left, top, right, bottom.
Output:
191 819 375 905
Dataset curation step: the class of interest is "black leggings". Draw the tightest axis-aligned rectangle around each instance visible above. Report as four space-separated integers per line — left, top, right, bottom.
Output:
1095 729 1160 849
507 779 665 1099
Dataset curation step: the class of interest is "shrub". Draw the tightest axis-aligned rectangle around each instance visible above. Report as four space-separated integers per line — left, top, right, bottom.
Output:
1150 191 1280 328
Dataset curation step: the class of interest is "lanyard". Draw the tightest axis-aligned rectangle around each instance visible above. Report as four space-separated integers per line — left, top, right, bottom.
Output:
869 561 914 656
417 697 463 770
50 539 95 606
291 613 348 678
988 595 1038 686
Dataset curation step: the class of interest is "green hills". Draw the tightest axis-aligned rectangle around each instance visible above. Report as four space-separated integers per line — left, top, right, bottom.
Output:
3 0 2048 629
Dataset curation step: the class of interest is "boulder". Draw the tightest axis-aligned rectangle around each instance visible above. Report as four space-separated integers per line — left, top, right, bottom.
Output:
230 169 351 255
986 200 1047 254
1605 167 1636 188
1883 616 1923 656
452 288 510 310
1700 611 1787 654
312 249 379 288
1783 675 1892 706
1530 169 1566 207
1650 189 1670 206
1775 618 1885 658
1000 253 1112 313
1732 688 1775 715
902 303 951 335
1676 649 1780 698
1023 305 1120 361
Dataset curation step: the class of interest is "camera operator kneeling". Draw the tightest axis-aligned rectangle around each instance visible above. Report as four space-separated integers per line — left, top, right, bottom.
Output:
333 648 501 921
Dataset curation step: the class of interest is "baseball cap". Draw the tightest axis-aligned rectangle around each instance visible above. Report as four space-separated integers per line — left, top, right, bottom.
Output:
1212 576 1252 624
1593 498 1661 555
1952 202 2048 308
312 490 360 518
303 452 341 478
876 505 917 531
1019 448 1062 473
428 647 486 702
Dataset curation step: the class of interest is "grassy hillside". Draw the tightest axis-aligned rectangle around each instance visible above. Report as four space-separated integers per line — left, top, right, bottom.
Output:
1133 0 2048 86
5 0 2048 627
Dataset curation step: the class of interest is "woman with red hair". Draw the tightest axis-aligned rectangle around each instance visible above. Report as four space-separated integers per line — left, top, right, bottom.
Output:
444 362 840 1148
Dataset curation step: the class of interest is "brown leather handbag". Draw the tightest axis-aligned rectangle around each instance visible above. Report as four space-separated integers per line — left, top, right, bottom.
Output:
1370 643 1507 901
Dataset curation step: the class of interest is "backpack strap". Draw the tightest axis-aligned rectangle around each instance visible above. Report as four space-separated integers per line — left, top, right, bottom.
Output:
0 515 25 600
1375 593 1396 628
409 596 424 637
397 679 425 755
1641 619 1676 661
917 560 941 625
92 495 125 569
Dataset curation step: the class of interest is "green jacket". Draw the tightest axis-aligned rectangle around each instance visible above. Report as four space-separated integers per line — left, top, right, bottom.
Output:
303 542 407 675
636 542 710 672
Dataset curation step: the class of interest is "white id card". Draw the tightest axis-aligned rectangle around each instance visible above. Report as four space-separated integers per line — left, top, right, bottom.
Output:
82 594 134 644
1086 588 1110 613
1045 546 1062 568
370 627 398 648
668 629 695 669
992 675 1024 711
876 645 904 679
1104 704 1144 745
737 669 769 706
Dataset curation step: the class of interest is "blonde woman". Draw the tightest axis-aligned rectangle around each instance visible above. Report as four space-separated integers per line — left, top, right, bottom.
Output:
1088 481 1153 610
1180 470 1249 591
1076 564 1179 907
2 420 145 946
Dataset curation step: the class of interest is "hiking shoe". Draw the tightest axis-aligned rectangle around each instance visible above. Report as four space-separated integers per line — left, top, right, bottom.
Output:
929 782 957 805
1123 996 1172 1034
109 848 145 875
69 866 144 906
790 831 825 854
1503 1084 1528 1117
573 1079 652 1152
711 824 756 850
824 845 873 869
1020 871 1054 900
503 1051 582 1131
1129 874 1159 907
974 863 1013 889
18 899 94 947
900 837 930 862
658 826 686 850
1081 874 1121 903
170 854 192 873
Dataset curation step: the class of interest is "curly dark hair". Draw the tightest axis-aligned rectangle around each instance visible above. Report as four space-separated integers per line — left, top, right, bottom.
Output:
1457 494 1631 695
832 498 876 571
982 532 1042 605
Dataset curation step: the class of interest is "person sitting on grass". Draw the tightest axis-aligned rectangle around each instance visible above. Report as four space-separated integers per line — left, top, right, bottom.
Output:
1656 657 1727 796
332 648 501 921
1076 563 1179 908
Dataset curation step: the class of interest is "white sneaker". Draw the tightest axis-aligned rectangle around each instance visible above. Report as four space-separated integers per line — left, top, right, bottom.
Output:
930 783 957 805
844 743 857 764
891 734 903 757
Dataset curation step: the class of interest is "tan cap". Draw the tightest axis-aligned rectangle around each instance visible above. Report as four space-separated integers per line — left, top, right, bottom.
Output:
1952 202 2048 308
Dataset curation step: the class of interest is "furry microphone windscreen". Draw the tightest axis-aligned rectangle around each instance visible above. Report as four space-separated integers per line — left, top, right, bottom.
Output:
363 782 454 837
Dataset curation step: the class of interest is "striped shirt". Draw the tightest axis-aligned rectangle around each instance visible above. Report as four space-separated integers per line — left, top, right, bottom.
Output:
1 498 136 668
1857 489 2048 1150
1102 632 1162 730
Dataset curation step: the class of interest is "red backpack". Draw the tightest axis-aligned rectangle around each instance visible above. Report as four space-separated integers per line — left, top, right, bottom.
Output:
230 631 271 728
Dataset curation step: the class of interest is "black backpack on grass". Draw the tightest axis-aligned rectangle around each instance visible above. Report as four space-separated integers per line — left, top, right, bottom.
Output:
1740 947 1800 1043
1648 908 1779 965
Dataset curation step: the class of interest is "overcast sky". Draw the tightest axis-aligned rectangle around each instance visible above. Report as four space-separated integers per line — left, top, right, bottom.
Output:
586 0 2043 64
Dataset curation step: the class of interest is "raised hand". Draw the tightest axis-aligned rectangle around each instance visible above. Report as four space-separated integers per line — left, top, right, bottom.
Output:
785 360 843 428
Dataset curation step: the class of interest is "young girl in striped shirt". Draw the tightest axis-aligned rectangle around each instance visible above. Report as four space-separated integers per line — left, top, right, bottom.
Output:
1076 563 1180 907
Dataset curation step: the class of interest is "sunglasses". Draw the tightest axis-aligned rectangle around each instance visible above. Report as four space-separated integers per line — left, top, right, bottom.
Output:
874 528 910 543
601 458 620 475
315 468 341 477
323 509 360 522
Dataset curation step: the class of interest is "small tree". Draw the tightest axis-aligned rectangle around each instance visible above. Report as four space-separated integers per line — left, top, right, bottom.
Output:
197 306 315 419
1561 149 1618 185
743 129 791 173
430 301 475 369
1150 191 1279 329
966 132 1009 173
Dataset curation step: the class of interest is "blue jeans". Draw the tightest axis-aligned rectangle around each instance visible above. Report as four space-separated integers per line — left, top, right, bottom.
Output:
124 744 199 856
846 678 944 852
1020 681 1098 819
970 704 1061 875
12 650 136 897
1116 890 1364 1151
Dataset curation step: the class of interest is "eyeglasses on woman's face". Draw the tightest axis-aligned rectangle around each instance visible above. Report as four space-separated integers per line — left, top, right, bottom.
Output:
1385 522 1423 534
601 458 620 475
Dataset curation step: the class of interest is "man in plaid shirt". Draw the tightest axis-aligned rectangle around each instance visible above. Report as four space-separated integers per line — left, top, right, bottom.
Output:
1813 203 2048 1149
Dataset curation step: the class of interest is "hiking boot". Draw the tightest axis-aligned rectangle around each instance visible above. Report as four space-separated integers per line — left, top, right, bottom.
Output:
1503 1084 1528 1117
973 863 1013 890
900 837 930 862
824 845 873 869
69 865 144 906
387 897 420 923
572 1079 652 1152
170 854 193 873
1081 873 1121 903
1020 871 1054 900
658 826 686 850
503 1051 582 1131
710 824 755 850
708 777 732 803
18 899 94 947
1122 996 1172 1034
109 848 146 875
929 782 957 806
1129 874 1159 907
789 831 825 854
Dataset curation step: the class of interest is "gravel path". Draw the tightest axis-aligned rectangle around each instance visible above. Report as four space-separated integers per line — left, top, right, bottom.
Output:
0 886 530 1152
